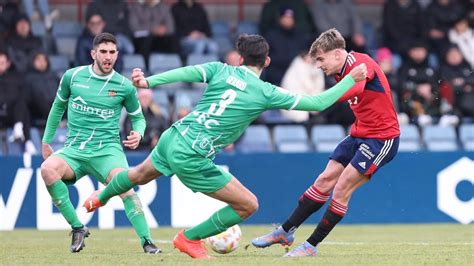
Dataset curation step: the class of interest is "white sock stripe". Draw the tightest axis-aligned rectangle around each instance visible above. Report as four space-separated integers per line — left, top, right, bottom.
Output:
374 139 393 166
330 201 347 211
305 187 329 201
305 191 328 201
330 204 347 213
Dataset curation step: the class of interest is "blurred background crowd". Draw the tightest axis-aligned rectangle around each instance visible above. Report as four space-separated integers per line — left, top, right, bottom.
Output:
0 0 473 155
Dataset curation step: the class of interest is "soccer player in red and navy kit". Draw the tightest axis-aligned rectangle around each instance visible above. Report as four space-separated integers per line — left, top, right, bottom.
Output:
252 28 400 257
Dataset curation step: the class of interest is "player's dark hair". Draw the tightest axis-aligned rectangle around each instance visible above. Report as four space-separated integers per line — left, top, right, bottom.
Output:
235 34 269 68
92 32 117 49
309 28 345 58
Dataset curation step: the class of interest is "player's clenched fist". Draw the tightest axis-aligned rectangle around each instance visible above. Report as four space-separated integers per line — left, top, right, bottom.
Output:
131 68 149 88
123 130 142 150
348 63 367 82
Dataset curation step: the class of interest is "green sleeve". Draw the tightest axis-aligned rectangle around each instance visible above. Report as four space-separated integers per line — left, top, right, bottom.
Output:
293 75 355 111
42 71 72 144
146 62 223 88
146 66 205 88
124 87 146 137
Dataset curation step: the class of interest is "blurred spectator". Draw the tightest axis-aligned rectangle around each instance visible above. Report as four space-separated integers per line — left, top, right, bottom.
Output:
424 0 464 57
86 0 131 37
225 49 240 66
448 15 474 68
263 7 311 85
6 14 43 72
258 0 314 35
382 0 424 56
129 0 178 67
24 52 59 128
375 47 402 114
465 0 474 27
440 45 474 118
75 13 124 72
171 0 218 57
0 0 21 40
279 51 325 123
311 0 366 53
398 40 438 93
22 0 58 30
86 0 134 54
402 81 442 126
0 50 36 154
123 89 168 150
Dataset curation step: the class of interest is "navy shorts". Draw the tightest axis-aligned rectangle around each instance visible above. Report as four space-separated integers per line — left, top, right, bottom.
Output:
330 136 399 177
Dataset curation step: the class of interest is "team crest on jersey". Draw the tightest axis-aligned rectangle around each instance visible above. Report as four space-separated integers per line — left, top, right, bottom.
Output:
108 90 118 97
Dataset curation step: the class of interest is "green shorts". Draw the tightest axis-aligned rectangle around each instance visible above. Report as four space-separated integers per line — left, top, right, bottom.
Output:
53 143 129 185
151 127 232 193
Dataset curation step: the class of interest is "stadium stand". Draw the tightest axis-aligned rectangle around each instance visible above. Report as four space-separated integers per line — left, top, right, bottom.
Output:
273 125 311 153
148 53 182 74
423 125 458 151
311 124 346 152
235 125 273 153
398 124 422 152
459 124 474 151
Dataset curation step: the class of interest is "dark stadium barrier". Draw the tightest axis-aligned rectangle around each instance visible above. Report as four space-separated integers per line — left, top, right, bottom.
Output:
0 151 472 230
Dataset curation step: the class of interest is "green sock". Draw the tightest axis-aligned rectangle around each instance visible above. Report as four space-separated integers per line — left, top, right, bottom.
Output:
47 180 83 229
184 205 244 240
123 194 151 246
98 170 134 203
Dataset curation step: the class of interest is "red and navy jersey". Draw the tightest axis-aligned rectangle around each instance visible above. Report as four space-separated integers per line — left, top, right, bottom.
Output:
335 52 400 139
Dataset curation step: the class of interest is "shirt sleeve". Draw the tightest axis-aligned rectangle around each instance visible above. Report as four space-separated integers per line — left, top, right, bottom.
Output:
124 87 146 138
146 62 223 88
42 70 72 144
337 60 375 102
266 75 355 111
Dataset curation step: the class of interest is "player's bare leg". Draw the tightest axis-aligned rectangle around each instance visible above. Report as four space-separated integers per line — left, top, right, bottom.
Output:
252 160 344 248
285 164 369 257
84 156 162 212
173 176 258 259
41 157 89 252
104 168 161 254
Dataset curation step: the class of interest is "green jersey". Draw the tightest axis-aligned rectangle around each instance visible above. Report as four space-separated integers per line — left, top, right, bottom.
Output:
43 65 145 152
147 62 355 158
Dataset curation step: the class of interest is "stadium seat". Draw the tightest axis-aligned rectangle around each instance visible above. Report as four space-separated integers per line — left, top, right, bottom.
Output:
52 20 82 38
55 37 77 62
236 21 258 35
235 125 273 153
151 90 170 119
311 124 346 152
398 124 422 152
258 110 292 124
459 124 474 151
123 54 146 71
211 21 231 38
273 125 311 153
51 127 68 151
31 20 46 37
422 125 458 151
30 128 42 152
0 129 7 155
6 128 23 155
212 36 234 58
48 54 70 77
187 54 219 66
149 53 182 74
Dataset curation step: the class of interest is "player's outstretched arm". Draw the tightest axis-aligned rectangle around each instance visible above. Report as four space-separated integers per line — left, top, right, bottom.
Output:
292 64 367 112
144 65 207 88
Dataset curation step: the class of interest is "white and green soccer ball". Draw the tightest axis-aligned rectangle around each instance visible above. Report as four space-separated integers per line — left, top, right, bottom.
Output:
206 224 242 254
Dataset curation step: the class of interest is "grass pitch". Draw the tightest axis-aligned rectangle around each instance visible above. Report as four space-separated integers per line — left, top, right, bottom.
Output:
1 224 472 265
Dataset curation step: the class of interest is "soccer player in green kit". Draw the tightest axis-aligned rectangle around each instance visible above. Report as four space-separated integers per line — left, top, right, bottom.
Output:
84 34 367 259
40 33 160 254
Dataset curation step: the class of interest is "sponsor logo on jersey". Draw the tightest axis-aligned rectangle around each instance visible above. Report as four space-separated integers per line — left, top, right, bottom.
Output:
108 90 117 97
72 83 90 89
71 96 114 120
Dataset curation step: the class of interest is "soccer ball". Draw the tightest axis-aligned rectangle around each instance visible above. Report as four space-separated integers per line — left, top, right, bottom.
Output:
205 224 242 254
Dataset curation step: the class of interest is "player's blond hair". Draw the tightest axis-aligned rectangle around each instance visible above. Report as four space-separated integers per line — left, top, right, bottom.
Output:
309 28 346 58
